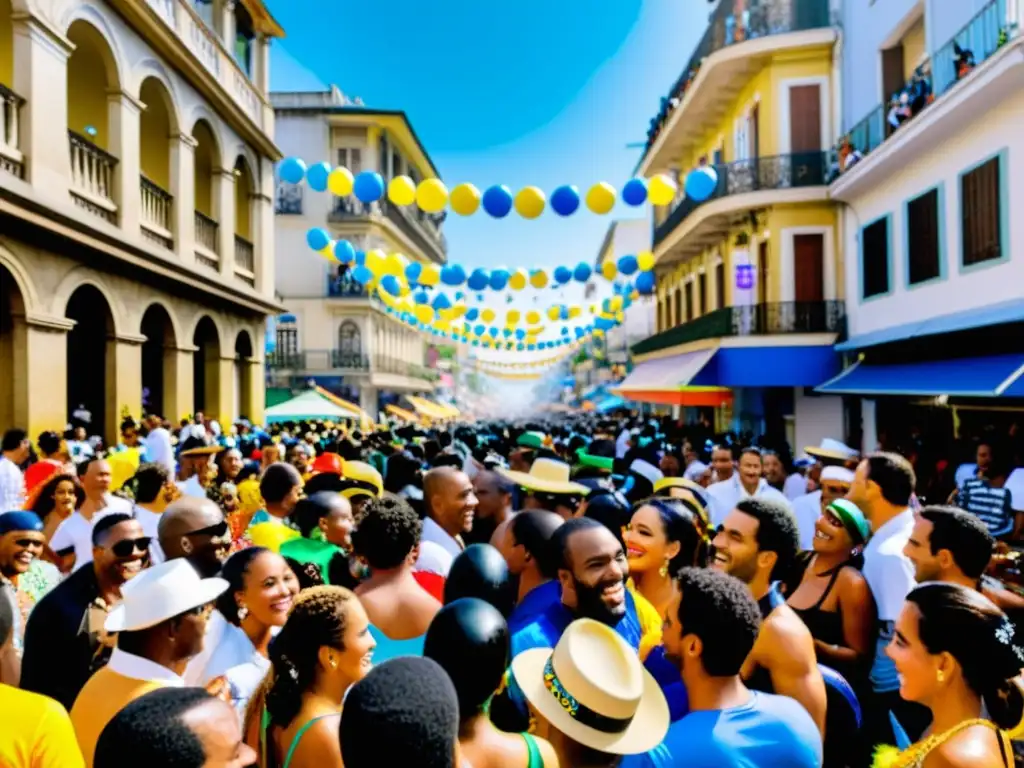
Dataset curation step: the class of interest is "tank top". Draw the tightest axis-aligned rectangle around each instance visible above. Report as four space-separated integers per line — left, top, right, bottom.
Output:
283 713 340 768
790 566 845 650
523 732 544 768
261 712 341 768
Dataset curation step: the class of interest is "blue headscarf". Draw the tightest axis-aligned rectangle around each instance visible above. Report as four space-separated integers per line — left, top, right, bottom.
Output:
0 511 44 535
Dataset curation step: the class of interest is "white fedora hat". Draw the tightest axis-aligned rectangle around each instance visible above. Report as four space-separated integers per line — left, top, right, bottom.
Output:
498 458 590 496
511 618 669 755
105 559 229 633
804 438 859 462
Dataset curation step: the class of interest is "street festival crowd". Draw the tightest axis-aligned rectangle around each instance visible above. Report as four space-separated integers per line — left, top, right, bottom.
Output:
3 411 1024 766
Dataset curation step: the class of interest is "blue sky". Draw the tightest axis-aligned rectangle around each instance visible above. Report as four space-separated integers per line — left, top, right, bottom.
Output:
267 0 705 310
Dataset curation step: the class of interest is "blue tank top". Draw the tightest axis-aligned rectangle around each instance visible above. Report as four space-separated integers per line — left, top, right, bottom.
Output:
368 624 425 663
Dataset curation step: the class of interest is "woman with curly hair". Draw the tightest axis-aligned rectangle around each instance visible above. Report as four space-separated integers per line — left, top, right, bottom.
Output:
351 495 440 661
244 585 375 768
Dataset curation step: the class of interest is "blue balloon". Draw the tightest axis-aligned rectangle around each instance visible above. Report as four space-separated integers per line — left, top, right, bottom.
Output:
553 266 573 285
621 178 648 206
474 324 486 336
487 327 499 339
574 326 585 337
467 268 490 291
595 316 614 331
517 343 525 351
559 306 570 320
561 326 569 335
502 328 513 338
333 239 356 264
489 269 510 291
414 291 430 305
685 166 719 203
466 307 479 321
472 340 480 347
455 292 464 300
432 293 452 311
380 275 402 296
354 250 366 266
405 262 423 284
527 344 536 351
440 264 466 286
306 228 330 251
278 157 306 185
306 162 331 192
635 271 656 295
617 254 639 275
573 262 592 283
353 171 385 203
550 185 580 217
515 328 526 340
351 265 374 284
482 185 513 218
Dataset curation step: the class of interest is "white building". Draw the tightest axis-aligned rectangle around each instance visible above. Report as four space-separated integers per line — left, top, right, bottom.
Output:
819 0 1024 450
271 85 443 417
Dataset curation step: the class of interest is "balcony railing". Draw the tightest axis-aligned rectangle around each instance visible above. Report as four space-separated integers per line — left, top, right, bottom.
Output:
234 234 255 285
0 83 24 178
328 273 371 298
275 183 302 214
375 354 441 382
631 300 846 356
643 0 831 154
68 131 118 223
266 350 371 371
330 197 447 260
140 176 173 249
834 0 1016 178
194 210 219 270
653 152 828 247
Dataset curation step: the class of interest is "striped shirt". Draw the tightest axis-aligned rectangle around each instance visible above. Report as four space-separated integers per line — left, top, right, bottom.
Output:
957 477 1015 538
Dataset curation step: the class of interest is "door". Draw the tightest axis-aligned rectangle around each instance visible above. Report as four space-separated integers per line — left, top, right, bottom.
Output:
881 45 906 108
757 241 769 305
793 234 825 303
749 102 760 159
788 85 822 153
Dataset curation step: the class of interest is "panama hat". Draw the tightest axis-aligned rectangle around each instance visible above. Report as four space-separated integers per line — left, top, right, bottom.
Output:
498 458 590 496
105 559 228 632
340 460 384 498
511 618 669 755
178 435 222 457
804 438 859 463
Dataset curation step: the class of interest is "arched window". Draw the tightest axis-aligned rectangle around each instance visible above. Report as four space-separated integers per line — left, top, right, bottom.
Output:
338 321 362 365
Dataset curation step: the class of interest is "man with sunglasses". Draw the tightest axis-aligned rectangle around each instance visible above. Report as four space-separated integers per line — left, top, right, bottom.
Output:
21 513 149 709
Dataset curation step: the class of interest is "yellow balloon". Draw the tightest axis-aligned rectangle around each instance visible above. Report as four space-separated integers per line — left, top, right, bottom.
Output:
593 329 605 338
450 183 481 216
509 269 528 291
529 270 549 289
601 260 617 281
383 252 407 277
615 311 625 323
365 249 386 274
630 289 640 300
568 305 582 319
546 306 561 322
416 178 449 214
319 244 335 261
506 309 521 325
610 296 624 312
328 167 354 197
637 250 656 272
647 174 677 206
388 175 417 206
419 263 440 286
586 182 616 215
526 310 541 325
514 186 546 219
481 308 496 323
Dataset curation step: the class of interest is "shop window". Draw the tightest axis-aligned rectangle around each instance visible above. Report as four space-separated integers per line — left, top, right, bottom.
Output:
961 156 1002 267
861 216 890 299
906 188 941 284
337 148 362 175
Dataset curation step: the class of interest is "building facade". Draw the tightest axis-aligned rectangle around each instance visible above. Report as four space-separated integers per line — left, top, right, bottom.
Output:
270 86 443 418
0 0 282 441
819 0 1024 451
624 0 846 451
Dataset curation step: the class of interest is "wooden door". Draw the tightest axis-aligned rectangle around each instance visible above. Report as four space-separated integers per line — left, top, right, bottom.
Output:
788 85 822 153
794 234 825 302
750 102 760 158
882 45 906 106
757 241 769 305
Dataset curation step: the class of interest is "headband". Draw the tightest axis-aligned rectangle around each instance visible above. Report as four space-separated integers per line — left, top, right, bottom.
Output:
826 499 870 545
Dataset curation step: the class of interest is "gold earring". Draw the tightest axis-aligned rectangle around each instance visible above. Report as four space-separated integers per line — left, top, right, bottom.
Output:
329 656 337 669
937 671 945 683
659 560 670 578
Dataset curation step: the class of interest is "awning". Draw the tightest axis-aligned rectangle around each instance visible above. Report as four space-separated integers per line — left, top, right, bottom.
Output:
313 386 373 429
690 346 839 388
386 404 421 423
837 298 1024 352
595 396 626 412
265 391 363 424
612 348 731 406
405 395 450 420
816 354 1024 397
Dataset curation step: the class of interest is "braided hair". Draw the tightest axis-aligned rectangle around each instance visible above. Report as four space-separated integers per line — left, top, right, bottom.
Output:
266 586 357 728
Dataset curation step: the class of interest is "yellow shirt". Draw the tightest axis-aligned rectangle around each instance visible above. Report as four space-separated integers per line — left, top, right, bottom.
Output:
0 683 85 768
70 650 182 767
627 580 664 661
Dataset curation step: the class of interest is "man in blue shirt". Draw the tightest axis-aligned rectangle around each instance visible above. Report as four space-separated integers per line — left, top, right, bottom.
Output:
623 567 822 768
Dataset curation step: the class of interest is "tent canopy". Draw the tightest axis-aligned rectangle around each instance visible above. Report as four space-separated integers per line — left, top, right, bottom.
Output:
264 390 361 424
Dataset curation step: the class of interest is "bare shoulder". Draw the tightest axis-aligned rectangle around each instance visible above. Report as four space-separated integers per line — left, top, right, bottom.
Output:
758 605 816 667
924 724 1005 768
765 604 814 644
290 714 344 768
536 735 561 768
837 566 870 594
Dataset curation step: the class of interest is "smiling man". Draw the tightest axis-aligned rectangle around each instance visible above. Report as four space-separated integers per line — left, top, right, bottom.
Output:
706 447 790 528
417 467 479 577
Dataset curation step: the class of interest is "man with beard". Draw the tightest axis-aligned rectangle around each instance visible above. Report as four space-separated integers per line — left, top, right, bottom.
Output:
710 497 827 735
621 568 821 767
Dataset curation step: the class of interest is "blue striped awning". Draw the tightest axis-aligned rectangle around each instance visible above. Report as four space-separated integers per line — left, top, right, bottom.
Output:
816 354 1024 397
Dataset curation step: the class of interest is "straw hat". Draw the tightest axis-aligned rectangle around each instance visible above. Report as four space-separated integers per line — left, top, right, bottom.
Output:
498 458 590 496
178 435 222 457
105 559 228 632
804 438 859 463
511 618 669 755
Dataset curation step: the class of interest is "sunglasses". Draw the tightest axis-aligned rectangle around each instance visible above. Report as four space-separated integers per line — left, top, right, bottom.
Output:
184 520 230 539
14 538 45 549
110 536 151 557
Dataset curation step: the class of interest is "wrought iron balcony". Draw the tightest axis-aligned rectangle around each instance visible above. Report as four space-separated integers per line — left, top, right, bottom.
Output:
327 273 371 298
653 152 828 247
643 0 831 155
631 300 846 356
374 355 441 382
266 350 370 371
0 83 24 178
329 197 447 263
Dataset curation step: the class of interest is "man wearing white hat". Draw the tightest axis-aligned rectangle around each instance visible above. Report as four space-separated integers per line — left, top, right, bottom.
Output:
498 457 590 520
69 559 228 767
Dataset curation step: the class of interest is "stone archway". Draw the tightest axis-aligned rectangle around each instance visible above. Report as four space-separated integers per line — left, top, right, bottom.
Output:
192 315 221 419
140 304 177 418
0 262 26 431
235 330 254 422
65 284 114 438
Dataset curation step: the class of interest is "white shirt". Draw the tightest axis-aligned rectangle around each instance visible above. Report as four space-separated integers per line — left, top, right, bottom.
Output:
791 491 823 551
143 428 175 475
415 517 462 576
0 457 25 512
133 505 164 565
683 460 708 482
783 473 808 501
706 475 792 528
51 495 134 571
203 621 274 719
106 647 184 685
183 609 228 685
176 475 206 499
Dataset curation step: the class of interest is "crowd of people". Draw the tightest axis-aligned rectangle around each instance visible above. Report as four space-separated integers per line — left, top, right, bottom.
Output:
1 411 1024 767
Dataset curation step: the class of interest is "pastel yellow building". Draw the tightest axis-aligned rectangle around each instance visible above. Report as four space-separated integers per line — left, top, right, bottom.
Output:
272 86 443 417
0 0 285 441
622 0 846 447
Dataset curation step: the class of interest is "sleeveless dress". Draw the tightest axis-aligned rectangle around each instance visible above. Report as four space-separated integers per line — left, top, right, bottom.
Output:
368 624 425 662
872 718 1013 768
